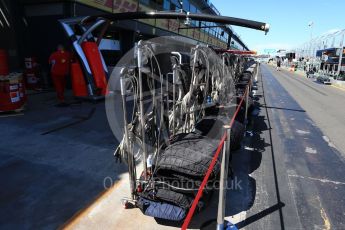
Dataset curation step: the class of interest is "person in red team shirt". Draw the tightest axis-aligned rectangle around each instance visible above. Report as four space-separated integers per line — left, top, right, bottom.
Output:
49 45 71 106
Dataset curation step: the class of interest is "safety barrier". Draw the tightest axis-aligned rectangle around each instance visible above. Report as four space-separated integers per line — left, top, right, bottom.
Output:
181 79 251 230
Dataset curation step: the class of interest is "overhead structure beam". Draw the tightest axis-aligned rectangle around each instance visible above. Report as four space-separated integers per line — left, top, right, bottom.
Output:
80 11 270 33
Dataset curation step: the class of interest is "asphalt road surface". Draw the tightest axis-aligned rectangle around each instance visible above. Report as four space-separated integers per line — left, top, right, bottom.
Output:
268 65 345 157
243 64 345 229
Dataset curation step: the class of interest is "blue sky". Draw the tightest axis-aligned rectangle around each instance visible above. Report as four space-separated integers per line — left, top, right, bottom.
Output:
212 0 345 53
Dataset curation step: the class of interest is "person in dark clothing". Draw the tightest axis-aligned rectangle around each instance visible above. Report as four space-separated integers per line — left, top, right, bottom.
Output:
276 58 281 71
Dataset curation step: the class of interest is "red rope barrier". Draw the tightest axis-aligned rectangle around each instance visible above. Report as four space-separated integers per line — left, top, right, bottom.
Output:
181 86 249 230
229 87 247 128
215 49 257 55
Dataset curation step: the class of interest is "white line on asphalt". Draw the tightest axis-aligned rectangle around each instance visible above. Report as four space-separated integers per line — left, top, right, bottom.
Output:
322 135 337 149
244 146 255 151
305 147 317 154
288 174 345 185
296 129 310 135
226 211 247 225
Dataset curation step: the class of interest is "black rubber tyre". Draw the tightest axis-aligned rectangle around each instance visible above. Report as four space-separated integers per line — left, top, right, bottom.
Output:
230 120 245 151
237 95 254 113
241 73 252 82
155 133 220 180
235 106 245 124
246 96 255 114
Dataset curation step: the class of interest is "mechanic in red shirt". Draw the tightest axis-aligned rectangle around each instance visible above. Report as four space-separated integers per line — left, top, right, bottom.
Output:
49 45 71 106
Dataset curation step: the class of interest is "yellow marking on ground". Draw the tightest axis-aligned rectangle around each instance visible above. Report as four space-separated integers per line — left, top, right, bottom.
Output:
60 179 123 230
331 84 345 92
320 207 331 230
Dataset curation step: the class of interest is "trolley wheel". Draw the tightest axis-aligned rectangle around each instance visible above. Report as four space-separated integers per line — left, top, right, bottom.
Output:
122 200 130 209
121 198 136 209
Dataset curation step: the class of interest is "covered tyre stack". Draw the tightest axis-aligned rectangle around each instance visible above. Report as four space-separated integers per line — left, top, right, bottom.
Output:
136 112 246 221
235 69 256 123
194 115 245 151
230 120 245 150
234 95 254 125
241 71 252 82
137 132 221 221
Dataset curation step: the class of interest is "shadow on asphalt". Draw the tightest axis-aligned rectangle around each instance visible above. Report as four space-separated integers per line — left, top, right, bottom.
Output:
236 201 286 229
259 105 306 113
238 71 286 229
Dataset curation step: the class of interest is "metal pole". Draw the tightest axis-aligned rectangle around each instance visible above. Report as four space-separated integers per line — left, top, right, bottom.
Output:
217 127 231 230
244 85 249 129
337 32 344 76
308 22 313 58
166 72 169 136
222 55 225 77
137 41 148 179
120 75 135 199
172 64 176 136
